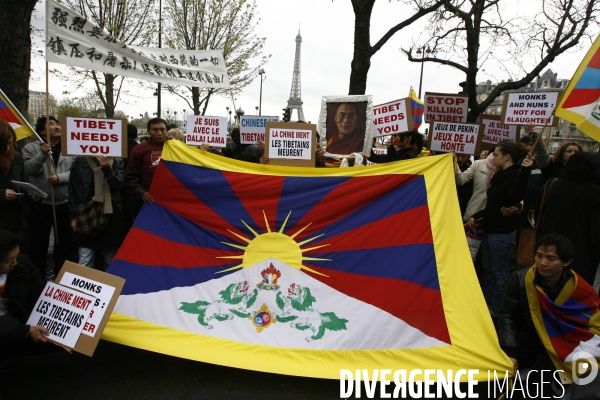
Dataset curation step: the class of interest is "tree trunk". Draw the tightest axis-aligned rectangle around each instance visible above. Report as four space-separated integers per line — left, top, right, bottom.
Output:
192 87 200 115
348 1 374 95
465 0 484 123
104 73 115 118
0 0 37 117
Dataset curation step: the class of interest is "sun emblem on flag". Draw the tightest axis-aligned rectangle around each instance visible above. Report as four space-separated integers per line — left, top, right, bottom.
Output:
217 211 330 276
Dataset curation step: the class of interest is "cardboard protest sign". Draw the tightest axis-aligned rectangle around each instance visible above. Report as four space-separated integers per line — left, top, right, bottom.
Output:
264 122 316 167
61 117 127 157
240 116 279 144
427 121 484 155
501 91 561 127
27 282 95 349
56 261 125 356
372 98 412 137
185 115 227 147
424 93 469 123
480 114 519 148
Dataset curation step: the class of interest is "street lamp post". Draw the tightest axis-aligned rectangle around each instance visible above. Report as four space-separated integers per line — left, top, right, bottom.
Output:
236 107 244 127
417 46 431 99
258 69 265 116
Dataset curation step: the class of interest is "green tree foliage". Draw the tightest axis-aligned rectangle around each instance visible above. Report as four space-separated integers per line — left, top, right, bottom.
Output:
402 0 599 122
56 0 157 117
163 0 269 115
56 92 112 118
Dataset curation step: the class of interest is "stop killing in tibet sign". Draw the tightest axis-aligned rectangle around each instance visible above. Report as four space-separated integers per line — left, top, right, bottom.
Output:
186 115 227 147
424 93 468 123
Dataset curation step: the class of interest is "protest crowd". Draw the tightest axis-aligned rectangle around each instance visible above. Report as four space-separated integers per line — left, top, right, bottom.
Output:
1 109 600 398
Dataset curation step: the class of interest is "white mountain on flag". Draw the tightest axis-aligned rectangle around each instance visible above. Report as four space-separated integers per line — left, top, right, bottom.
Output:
114 258 449 350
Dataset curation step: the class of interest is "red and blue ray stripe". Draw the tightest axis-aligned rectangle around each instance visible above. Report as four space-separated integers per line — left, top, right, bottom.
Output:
535 282 600 360
0 98 22 125
109 159 450 343
561 48 600 110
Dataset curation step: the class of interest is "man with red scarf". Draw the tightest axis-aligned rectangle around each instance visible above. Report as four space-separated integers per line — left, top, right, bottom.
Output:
498 234 600 395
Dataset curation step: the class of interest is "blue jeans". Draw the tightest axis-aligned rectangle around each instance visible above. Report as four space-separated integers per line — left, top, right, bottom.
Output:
480 231 515 316
78 247 116 270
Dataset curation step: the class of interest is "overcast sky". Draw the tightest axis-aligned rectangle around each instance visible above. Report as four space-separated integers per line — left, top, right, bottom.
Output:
30 0 596 126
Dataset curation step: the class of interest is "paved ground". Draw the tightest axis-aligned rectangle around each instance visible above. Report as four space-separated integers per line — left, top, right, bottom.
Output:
1 340 342 400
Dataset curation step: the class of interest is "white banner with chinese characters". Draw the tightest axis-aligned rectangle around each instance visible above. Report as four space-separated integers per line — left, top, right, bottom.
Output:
45 0 229 88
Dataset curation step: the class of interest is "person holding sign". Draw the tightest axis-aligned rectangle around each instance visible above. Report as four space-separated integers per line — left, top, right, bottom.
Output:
469 141 532 318
0 230 51 359
368 131 421 163
69 154 124 270
22 116 74 280
326 103 365 155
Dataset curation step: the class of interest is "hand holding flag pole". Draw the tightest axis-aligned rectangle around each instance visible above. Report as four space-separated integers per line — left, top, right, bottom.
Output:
46 63 59 244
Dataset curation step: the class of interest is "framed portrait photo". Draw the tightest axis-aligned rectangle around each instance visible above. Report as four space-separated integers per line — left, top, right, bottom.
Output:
318 95 373 156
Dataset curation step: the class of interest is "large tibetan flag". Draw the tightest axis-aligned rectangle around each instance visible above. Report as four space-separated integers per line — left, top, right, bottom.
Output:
555 35 600 141
410 88 424 130
104 140 512 380
0 89 35 141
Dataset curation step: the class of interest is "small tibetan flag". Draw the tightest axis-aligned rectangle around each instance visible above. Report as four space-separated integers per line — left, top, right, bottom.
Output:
555 35 600 141
410 88 424 130
0 89 35 141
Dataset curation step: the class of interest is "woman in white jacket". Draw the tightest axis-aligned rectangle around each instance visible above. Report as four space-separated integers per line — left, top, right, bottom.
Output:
455 152 497 223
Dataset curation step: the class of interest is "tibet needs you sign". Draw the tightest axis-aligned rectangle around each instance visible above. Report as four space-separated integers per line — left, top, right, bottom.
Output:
61 117 127 157
372 99 412 138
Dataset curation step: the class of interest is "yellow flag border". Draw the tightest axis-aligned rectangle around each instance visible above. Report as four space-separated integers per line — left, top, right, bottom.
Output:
104 141 512 380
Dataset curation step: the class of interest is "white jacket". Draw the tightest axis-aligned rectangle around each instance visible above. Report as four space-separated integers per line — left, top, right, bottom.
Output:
455 159 489 223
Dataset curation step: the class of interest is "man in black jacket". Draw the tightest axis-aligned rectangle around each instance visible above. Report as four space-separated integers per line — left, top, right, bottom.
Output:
0 230 50 359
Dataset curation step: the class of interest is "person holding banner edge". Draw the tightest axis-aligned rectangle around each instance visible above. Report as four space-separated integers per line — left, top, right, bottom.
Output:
125 118 169 216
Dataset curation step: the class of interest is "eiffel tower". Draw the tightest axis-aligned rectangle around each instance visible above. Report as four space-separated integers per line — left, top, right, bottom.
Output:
287 29 305 122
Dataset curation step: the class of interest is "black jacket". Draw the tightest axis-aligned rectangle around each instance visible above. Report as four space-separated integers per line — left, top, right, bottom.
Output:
538 152 600 285
473 164 530 234
0 254 45 341
0 152 31 233
68 157 124 219
497 267 569 368
369 146 416 164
